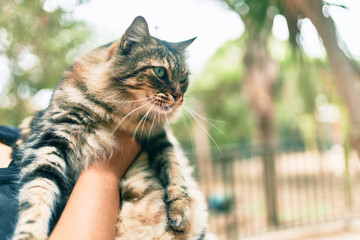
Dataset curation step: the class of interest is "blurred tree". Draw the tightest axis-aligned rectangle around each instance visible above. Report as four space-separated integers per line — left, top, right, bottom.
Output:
280 0 360 157
223 0 280 226
220 0 360 226
0 0 90 126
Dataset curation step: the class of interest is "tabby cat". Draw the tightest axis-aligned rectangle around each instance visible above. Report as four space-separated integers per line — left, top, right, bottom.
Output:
11 16 212 240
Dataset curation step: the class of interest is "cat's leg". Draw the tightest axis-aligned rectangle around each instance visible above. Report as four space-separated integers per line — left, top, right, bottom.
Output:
13 142 72 240
142 129 191 233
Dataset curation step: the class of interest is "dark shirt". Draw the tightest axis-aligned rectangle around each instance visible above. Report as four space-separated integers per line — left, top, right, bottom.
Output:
0 126 20 240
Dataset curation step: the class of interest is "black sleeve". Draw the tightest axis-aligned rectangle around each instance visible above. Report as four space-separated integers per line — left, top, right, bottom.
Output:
0 125 20 147
0 125 21 240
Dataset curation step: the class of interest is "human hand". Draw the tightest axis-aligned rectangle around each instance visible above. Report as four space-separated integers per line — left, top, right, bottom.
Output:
94 130 141 180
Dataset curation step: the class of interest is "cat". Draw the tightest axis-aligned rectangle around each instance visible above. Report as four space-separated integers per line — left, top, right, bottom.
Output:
11 16 213 240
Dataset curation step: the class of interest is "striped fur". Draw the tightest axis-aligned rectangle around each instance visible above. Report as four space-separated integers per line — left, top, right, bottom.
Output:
117 131 212 240
11 16 212 240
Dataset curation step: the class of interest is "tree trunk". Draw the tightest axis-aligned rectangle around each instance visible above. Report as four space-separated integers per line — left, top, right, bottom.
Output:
223 0 280 227
282 0 360 156
242 17 279 227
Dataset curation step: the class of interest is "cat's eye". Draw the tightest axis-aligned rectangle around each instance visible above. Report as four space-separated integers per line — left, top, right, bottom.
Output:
180 74 187 84
154 67 166 79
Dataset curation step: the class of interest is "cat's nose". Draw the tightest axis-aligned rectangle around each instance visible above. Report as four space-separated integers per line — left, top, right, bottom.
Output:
170 85 182 102
171 92 182 101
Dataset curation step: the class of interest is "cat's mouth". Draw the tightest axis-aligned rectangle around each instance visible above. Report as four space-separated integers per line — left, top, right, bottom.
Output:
152 100 178 114
151 92 182 112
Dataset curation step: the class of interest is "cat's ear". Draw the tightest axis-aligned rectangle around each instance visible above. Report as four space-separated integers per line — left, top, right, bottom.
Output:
176 37 197 50
120 16 150 50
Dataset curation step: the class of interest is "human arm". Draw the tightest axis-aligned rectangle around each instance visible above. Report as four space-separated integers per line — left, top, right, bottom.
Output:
0 143 12 168
49 131 140 240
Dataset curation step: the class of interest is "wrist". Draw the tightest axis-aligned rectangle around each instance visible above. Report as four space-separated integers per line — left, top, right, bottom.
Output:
85 164 122 182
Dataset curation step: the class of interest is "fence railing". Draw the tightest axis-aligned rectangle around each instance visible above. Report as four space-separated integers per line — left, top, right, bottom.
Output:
190 140 360 239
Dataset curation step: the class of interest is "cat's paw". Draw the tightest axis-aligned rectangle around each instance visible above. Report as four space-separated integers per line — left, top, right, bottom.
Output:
12 224 47 240
12 232 47 240
165 184 191 233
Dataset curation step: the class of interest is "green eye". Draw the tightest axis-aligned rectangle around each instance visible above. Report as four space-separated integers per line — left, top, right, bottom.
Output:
180 74 187 83
154 67 166 79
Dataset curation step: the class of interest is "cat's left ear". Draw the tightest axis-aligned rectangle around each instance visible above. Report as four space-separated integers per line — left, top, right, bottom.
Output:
120 16 150 50
176 37 197 50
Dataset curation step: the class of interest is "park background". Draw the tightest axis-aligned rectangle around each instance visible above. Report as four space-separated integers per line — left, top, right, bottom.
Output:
1 0 360 239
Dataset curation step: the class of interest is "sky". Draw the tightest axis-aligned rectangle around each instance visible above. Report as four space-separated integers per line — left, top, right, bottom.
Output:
55 0 360 75
69 0 243 75
2 0 360 110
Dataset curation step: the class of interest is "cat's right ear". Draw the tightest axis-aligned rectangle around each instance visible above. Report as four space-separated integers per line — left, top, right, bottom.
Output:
120 16 150 51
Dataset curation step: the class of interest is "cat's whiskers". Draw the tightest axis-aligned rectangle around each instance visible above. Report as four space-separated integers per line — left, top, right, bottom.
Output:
183 97 225 124
158 107 161 124
112 100 153 134
182 106 223 154
182 105 225 137
148 108 158 141
180 110 195 151
163 104 193 150
163 103 194 150
165 104 172 113
162 104 171 129
140 112 149 140
133 100 157 138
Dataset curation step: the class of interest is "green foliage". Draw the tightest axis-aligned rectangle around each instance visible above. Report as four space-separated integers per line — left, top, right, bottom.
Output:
221 0 350 149
0 0 90 126
172 38 257 148
173 34 344 149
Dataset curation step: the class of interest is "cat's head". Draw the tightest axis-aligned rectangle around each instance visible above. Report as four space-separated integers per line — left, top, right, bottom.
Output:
105 16 195 128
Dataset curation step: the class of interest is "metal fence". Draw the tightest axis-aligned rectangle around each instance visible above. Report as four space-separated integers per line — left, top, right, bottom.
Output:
191 139 360 239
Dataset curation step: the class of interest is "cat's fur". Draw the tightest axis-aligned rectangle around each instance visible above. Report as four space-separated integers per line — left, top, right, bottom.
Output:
11 16 212 240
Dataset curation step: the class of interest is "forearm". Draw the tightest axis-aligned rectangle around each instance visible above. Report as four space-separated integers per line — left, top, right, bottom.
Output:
49 131 140 240
49 166 120 240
